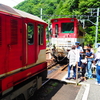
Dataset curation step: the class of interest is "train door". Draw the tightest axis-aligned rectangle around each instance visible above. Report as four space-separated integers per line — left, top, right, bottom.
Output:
6 16 23 72
0 14 7 74
25 20 36 65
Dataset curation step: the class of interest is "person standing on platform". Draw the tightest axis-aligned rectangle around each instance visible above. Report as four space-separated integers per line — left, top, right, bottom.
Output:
66 45 80 80
94 47 100 85
75 42 84 72
87 44 95 62
79 58 87 81
87 44 94 53
85 49 93 79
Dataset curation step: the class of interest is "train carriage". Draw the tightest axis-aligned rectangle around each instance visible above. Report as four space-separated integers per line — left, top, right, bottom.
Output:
50 18 85 50
0 4 48 100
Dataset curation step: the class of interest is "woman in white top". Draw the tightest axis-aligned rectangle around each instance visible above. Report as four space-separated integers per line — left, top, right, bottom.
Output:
66 45 80 80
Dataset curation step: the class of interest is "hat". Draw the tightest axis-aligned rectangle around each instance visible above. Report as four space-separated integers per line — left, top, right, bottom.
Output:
75 41 80 45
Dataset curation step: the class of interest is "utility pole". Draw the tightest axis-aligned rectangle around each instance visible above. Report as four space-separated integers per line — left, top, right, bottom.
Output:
85 8 99 48
82 19 85 29
95 8 99 48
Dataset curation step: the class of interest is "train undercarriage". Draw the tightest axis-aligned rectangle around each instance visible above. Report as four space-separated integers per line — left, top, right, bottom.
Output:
1 70 47 100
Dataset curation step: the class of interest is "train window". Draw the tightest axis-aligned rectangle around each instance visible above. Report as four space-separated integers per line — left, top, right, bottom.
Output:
55 24 58 37
27 23 34 45
61 23 74 33
38 24 44 45
11 19 18 45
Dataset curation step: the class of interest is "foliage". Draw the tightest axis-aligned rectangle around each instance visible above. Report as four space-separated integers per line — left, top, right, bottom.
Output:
14 0 100 46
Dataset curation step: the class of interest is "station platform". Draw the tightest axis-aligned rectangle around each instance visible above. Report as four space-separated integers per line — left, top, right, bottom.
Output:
62 70 100 100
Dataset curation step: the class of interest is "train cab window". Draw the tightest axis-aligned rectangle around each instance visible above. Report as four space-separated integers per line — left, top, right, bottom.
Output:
61 23 74 33
38 24 44 45
55 24 58 37
27 23 34 45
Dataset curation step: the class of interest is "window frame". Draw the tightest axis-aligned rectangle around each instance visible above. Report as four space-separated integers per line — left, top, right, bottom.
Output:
61 22 74 33
27 23 34 45
55 24 59 37
38 24 44 45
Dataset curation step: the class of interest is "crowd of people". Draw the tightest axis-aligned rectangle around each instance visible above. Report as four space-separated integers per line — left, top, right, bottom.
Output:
66 42 100 85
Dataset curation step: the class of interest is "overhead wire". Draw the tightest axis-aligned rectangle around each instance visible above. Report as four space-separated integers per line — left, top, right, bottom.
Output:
41 14 97 17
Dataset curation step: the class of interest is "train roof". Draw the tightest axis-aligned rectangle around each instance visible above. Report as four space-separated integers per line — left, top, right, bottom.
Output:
51 18 77 22
0 4 47 24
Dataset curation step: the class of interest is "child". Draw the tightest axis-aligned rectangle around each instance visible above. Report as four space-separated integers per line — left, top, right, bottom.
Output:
79 58 87 81
86 49 92 57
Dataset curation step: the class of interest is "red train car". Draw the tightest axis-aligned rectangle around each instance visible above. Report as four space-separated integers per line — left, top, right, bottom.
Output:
51 18 85 50
0 4 48 100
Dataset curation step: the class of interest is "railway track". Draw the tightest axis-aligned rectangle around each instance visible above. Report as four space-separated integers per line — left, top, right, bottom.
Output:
41 62 68 88
42 63 68 87
47 64 68 79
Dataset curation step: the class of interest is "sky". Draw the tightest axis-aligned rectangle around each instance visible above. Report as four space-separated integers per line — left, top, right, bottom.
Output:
0 0 25 7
